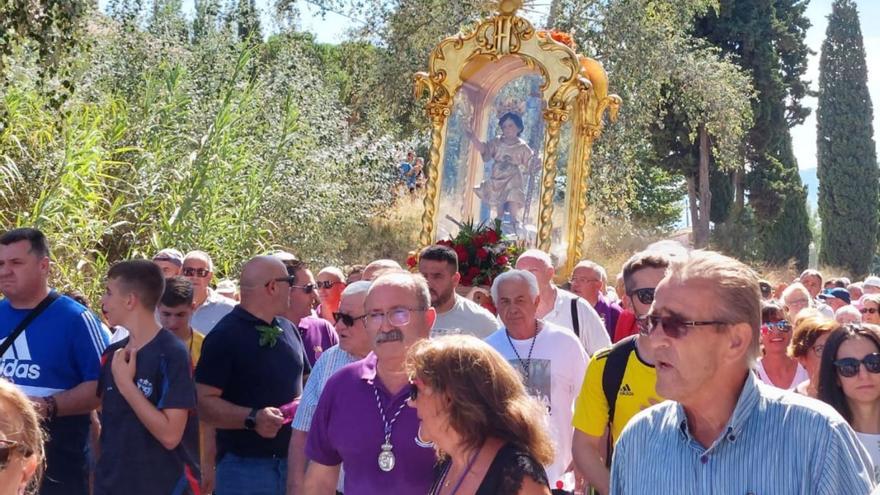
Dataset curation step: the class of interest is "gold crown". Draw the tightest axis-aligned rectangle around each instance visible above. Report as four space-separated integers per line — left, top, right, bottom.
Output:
496 97 526 116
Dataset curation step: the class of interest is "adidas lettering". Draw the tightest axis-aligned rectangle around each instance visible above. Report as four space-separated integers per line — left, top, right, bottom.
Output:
0 360 41 380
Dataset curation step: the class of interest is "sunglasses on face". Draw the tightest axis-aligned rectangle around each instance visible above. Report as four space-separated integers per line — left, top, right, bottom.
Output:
333 311 366 327
760 321 792 335
637 314 726 339
628 288 656 306
291 283 315 294
265 276 296 288
365 307 427 330
0 439 32 470
570 277 601 285
316 280 341 289
182 267 210 278
833 353 880 378
861 307 879 315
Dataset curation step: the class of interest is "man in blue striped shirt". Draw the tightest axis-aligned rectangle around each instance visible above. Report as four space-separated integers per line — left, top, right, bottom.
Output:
611 250 875 494
287 281 373 494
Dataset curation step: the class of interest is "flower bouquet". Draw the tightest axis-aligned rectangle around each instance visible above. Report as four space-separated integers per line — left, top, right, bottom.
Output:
407 218 521 287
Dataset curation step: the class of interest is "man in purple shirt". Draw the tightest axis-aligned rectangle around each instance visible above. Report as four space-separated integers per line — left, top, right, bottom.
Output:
304 272 437 494
274 254 338 366
570 259 622 339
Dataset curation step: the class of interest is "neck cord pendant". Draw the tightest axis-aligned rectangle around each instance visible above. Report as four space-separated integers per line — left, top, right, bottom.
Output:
505 324 539 384
372 383 408 472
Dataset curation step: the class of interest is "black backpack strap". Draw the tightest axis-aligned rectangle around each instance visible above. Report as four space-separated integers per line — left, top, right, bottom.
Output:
570 298 580 337
600 334 637 468
0 291 60 357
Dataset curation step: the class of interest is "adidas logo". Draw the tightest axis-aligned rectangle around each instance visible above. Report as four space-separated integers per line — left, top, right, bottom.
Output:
0 333 41 380
619 384 634 396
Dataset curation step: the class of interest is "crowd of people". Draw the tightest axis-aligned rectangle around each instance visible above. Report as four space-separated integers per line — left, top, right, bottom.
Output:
2 226 880 494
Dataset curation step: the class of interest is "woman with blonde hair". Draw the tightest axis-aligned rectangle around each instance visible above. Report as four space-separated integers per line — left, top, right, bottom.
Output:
0 379 45 495
787 311 836 397
406 335 552 495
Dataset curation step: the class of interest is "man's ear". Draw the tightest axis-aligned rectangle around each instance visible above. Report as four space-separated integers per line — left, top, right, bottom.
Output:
726 322 754 363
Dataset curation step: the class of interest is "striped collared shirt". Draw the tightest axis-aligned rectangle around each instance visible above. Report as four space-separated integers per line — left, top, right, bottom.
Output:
611 372 875 495
292 344 360 432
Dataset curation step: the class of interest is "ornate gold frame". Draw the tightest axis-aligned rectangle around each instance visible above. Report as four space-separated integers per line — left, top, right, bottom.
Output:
414 0 620 279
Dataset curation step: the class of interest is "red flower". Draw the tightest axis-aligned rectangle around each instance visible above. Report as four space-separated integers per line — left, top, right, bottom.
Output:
496 255 509 266
461 275 474 286
475 247 489 260
454 245 468 261
467 266 480 278
472 234 484 248
437 239 453 247
484 229 500 244
406 254 417 268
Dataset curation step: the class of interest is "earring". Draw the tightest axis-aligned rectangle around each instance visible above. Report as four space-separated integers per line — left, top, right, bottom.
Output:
415 425 434 448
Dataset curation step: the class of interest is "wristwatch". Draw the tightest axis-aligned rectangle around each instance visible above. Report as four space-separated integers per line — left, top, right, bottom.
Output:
244 408 258 430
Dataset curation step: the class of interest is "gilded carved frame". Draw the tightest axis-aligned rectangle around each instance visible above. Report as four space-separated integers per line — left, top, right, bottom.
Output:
414 1 620 279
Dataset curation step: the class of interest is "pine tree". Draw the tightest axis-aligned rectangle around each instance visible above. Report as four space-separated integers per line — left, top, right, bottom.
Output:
817 0 879 275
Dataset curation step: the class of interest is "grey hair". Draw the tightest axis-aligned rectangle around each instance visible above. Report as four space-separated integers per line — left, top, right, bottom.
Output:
342 280 371 299
834 305 862 324
781 282 812 306
368 272 431 309
491 270 539 302
183 250 214 272
574 260 607 284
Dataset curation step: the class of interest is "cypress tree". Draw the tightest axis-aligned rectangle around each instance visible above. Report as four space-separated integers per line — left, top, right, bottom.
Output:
816 0 879 275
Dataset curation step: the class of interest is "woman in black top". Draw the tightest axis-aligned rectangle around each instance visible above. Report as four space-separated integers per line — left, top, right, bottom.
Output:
406 335 552 495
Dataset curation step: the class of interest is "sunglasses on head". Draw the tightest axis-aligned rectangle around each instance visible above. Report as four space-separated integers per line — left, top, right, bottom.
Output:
0 439 32 470
628 288 655 305
637 314 726 339
760 321 792 335
834 353 880 378
182 267 210 278
861 307 879 315
333 311 366 327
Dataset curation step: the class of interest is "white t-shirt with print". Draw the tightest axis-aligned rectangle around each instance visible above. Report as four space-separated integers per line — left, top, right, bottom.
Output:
543 288 611 356
431 295 500 339
484 320 589 487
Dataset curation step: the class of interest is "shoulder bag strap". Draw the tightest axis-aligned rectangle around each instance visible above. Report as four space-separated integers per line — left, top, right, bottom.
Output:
0 291 60 357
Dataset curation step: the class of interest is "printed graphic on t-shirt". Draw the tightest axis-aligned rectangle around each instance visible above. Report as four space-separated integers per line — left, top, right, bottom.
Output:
0 333 40 381
510 358 552 414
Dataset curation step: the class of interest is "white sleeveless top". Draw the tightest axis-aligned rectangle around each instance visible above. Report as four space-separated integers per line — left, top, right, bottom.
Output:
755 359 809 391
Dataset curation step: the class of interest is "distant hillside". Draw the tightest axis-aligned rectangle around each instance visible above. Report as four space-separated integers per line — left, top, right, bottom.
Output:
799 167 819 213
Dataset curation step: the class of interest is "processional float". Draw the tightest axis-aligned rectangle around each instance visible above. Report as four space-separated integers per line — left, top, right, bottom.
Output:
413 0 621 280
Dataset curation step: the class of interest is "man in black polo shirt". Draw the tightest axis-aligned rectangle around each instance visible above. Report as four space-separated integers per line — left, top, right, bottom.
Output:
195 255 307 495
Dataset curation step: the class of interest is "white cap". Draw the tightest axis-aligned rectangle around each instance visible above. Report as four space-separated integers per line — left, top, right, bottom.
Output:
216 279 238 296
864 276 880 289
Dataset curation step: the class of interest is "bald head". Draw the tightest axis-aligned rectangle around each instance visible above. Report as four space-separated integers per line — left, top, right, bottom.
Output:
240 256 288 292
515 249 555 289
363 259 403 281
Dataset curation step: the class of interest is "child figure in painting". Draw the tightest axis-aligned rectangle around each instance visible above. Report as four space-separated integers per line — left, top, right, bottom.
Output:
467 112 535 230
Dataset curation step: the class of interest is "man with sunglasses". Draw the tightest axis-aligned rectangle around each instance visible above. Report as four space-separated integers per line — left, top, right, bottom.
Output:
182 250 235 335
287 281 373 495
572 250 668 495
277 256 339 367
195 256 308 495
305 272 437 494
315 266 347 322
610 250 874 494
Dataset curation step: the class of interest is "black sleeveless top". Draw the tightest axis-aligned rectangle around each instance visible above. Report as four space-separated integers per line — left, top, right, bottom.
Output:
429 443 550 495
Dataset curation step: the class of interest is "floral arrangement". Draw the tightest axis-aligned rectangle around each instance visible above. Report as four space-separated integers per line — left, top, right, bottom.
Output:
407 219 520 287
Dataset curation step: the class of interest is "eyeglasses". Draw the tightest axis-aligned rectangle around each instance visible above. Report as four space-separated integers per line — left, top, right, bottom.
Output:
570 277 601 285
265 276 296 288
182 267 210 278
316 280 342 289
637 314 727 339
0 439 32 470
861 307 879 315
365 307 427 330
628 288 656 306
760 321 792 335
833 353 880 378
333 311 366 327
291 283 315 294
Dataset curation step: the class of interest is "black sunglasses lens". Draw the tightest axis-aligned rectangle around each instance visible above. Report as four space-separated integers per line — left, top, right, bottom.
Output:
333 312 354 326
835 359 860 378
865 354 880 373
636 289 655 305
